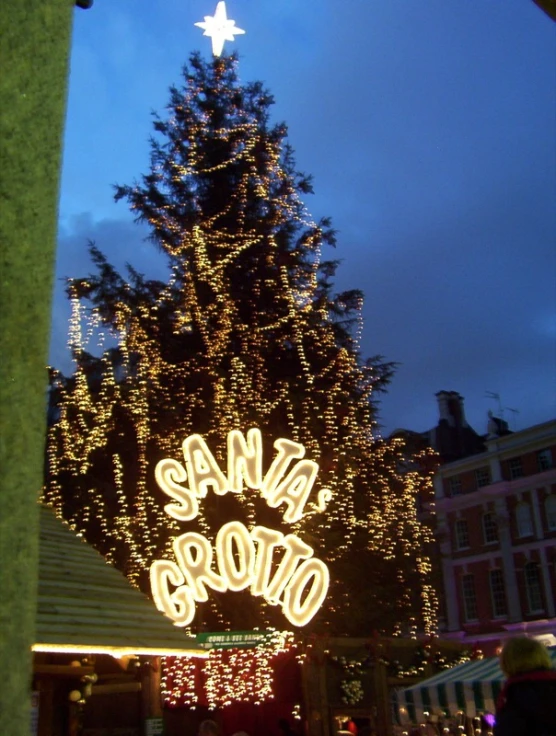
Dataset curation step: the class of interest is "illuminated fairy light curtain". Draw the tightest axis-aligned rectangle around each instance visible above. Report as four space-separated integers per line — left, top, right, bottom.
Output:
161 632 296 709
162 656 199 708
44 52 438 637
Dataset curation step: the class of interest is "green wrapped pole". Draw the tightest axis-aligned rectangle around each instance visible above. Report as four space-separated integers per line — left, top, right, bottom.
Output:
532 0 556 22
0 1 74 733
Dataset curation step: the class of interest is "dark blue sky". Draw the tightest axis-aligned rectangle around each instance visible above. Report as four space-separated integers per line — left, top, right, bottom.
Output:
51 0 556 435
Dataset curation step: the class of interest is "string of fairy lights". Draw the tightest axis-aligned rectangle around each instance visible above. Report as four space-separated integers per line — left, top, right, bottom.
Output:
43 52 439 702
161 631 296 709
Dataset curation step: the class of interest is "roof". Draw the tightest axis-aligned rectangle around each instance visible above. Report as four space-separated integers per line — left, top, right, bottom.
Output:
35 505 206 658
393 648 556 724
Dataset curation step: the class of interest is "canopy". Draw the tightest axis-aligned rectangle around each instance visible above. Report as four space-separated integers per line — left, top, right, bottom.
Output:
394 647 556 724
35 506 207 658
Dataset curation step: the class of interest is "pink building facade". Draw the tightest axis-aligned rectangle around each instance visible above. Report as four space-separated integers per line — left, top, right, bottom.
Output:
434 414 556 655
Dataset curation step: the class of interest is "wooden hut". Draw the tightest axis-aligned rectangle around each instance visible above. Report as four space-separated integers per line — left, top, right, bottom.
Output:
32 506 206 736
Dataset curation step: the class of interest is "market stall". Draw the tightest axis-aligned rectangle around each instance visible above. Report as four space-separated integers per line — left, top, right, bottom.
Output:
33 505 207 736
393 647 556 732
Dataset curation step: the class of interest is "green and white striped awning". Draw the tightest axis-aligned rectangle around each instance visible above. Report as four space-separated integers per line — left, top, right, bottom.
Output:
393 648 556 724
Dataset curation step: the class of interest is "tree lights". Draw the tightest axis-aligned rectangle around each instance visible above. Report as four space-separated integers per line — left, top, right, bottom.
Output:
44 52 438 644
161 630 296 709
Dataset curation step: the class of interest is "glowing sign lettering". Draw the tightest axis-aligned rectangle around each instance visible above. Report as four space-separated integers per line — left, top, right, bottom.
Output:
183 434 228 497
155 458 198 521
150 429 331 627
250 525 284 597
227 428 262 492
216 521 255 591
150 559 195 627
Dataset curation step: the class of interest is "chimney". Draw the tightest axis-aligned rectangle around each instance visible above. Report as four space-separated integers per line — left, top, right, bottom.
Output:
435 390 469 428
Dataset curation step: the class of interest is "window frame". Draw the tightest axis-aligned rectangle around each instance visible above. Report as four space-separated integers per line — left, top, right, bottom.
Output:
449 476 462 497
482 512 498 544
475 467 491 489
508 456 523 480
455 518 470 550
461 574 478 622
515 502 534 538
489 569 508 618
537 448 553 472
545 494 556 531
524 562 544 614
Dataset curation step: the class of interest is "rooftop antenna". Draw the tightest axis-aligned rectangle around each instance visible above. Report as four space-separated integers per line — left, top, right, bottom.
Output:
485 391 504 417
505 408 520 430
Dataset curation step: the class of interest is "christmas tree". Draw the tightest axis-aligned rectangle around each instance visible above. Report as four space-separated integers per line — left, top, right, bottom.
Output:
44 51 437 637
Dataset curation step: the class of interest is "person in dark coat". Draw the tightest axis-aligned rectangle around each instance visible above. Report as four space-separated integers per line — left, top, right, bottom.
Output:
494 636 556 736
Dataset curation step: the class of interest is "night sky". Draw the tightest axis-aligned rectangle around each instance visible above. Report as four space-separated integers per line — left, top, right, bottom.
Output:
51 0 556 436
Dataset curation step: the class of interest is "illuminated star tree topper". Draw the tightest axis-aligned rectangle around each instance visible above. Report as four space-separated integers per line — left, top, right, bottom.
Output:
195 1 245 57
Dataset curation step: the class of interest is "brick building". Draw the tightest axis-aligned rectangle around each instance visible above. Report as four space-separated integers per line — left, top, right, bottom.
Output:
427 393 556 654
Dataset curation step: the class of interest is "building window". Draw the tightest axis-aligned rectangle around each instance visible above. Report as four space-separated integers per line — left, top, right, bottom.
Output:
455 519 470 550
462 574 478 621
515 502 534 538
475 467 491 488
449 476 462 496
524 562 544 613
508 457 523 480
482 512 498 544
545 495 556 531
537 448 553 472
489 569 508 618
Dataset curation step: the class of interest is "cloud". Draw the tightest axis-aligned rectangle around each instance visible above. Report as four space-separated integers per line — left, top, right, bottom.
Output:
55 0 555 434
334 175 556 434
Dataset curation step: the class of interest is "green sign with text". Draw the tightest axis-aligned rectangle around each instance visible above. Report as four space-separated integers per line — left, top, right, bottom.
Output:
195 631 273 649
